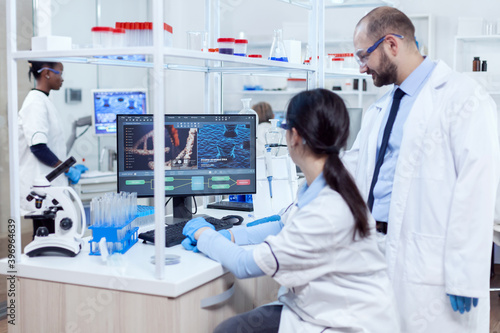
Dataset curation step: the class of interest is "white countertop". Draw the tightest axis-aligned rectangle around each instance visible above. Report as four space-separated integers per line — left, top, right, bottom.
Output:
0 207 254 298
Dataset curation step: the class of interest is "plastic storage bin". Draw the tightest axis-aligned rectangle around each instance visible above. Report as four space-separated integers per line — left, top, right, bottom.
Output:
114 22 173 47
287 78 307 90
234 39 248 56
330 57 344 71
113 28 126 48
91 26 114 48
329 53 356 71
217 38 235 55
164 23 173 47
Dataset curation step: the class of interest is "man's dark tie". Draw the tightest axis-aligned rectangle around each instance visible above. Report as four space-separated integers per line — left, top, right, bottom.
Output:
367 88 405 212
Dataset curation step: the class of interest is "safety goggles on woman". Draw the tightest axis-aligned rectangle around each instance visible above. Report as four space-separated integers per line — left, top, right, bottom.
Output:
37 67 63 76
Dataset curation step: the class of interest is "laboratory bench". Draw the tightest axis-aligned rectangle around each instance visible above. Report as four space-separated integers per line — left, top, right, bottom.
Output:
0 208 280 333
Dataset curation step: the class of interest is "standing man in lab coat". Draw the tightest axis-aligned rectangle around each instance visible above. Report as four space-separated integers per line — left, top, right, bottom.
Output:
344 6 500 332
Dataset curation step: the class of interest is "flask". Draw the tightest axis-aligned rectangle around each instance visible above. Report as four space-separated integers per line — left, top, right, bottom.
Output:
265 119 283 156
473 57 481 72
238 98 259 128
482 60 487 72
269 29 288 62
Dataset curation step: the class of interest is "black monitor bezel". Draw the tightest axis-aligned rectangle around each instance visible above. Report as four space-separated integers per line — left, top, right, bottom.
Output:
116 113 257 199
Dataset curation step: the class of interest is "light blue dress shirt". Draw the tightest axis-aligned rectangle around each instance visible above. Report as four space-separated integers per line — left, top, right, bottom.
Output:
372 57 436 223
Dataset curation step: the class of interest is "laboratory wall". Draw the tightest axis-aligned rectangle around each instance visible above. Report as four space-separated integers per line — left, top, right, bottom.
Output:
0 0 34 235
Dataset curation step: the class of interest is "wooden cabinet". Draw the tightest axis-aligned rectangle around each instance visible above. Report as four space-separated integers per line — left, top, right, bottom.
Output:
10 274 279 333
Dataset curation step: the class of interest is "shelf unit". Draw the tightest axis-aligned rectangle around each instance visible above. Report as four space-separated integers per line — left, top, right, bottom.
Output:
6 0 396 280
453 35 500 72
453 35 500 97
224 0 396 112
6 0 317 280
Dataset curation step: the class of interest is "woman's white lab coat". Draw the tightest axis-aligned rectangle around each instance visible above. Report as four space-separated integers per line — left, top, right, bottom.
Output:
253 186 400 332
343 60 500 332
18 90 67 212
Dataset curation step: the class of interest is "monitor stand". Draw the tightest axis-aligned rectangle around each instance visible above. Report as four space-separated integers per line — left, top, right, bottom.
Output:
165 196 208 225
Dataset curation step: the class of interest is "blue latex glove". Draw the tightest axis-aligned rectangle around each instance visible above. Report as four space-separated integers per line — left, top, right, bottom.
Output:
448 294 478 314
73 164 88 173
182 229 232 253
65 166 83 184
181 237 200 253
181 217 215 252
246 214 281 227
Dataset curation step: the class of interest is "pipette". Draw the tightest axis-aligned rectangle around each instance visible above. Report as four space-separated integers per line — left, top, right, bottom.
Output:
264 145 273 198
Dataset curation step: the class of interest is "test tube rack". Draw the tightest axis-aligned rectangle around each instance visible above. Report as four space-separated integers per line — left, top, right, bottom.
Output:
88 222 138 256
88 205 154 256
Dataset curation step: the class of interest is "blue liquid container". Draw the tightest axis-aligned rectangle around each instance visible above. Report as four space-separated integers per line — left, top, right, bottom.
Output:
269 29 288 63
269 57 288 62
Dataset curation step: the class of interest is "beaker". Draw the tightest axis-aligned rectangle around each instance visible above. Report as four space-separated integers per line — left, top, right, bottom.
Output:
238 98 259 128
269 29 288 62
265 119 283 156
187 31 208 51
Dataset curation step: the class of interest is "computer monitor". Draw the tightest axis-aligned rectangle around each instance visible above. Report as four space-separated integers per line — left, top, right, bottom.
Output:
273 110 286 126
116 114 257 221
346 107 363 150
92 89 148 135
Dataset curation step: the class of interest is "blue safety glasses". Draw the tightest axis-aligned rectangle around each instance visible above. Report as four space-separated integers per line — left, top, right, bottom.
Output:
354 33 404 67
37 67 62 75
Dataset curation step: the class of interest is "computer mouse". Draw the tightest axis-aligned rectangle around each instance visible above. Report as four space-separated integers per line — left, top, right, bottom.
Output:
222 215 244 225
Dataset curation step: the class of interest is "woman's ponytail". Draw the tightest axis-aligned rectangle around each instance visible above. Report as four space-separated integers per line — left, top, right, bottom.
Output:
324 153 370 239
286 89 370 239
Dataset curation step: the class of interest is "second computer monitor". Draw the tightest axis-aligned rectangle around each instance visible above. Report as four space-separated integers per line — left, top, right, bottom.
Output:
116 114 257 198
92 89 148 135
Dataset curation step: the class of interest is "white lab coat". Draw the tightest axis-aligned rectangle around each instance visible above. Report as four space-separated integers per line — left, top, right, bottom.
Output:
253 186 400 332
343 60 500 332
18 90 67 212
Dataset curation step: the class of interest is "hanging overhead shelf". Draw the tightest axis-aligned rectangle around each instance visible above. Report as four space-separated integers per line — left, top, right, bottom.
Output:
12 47 314 75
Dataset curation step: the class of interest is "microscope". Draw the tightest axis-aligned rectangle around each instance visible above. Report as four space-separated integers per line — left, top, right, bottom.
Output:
24 157 86 257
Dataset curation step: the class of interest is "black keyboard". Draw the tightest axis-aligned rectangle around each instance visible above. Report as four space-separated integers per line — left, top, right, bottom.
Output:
206 201 254 212
138 216 234 247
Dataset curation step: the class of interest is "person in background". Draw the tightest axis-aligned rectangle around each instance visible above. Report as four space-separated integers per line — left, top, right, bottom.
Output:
254 101 274 124
18 61 87 212
343 6 500 332
182 89 400 333
253 101 275 156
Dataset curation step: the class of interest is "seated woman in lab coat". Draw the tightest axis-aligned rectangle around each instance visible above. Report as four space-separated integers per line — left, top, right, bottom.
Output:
182 89 400 333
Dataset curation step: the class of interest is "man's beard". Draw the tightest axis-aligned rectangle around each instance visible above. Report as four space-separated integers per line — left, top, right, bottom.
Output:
369 50 398 87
